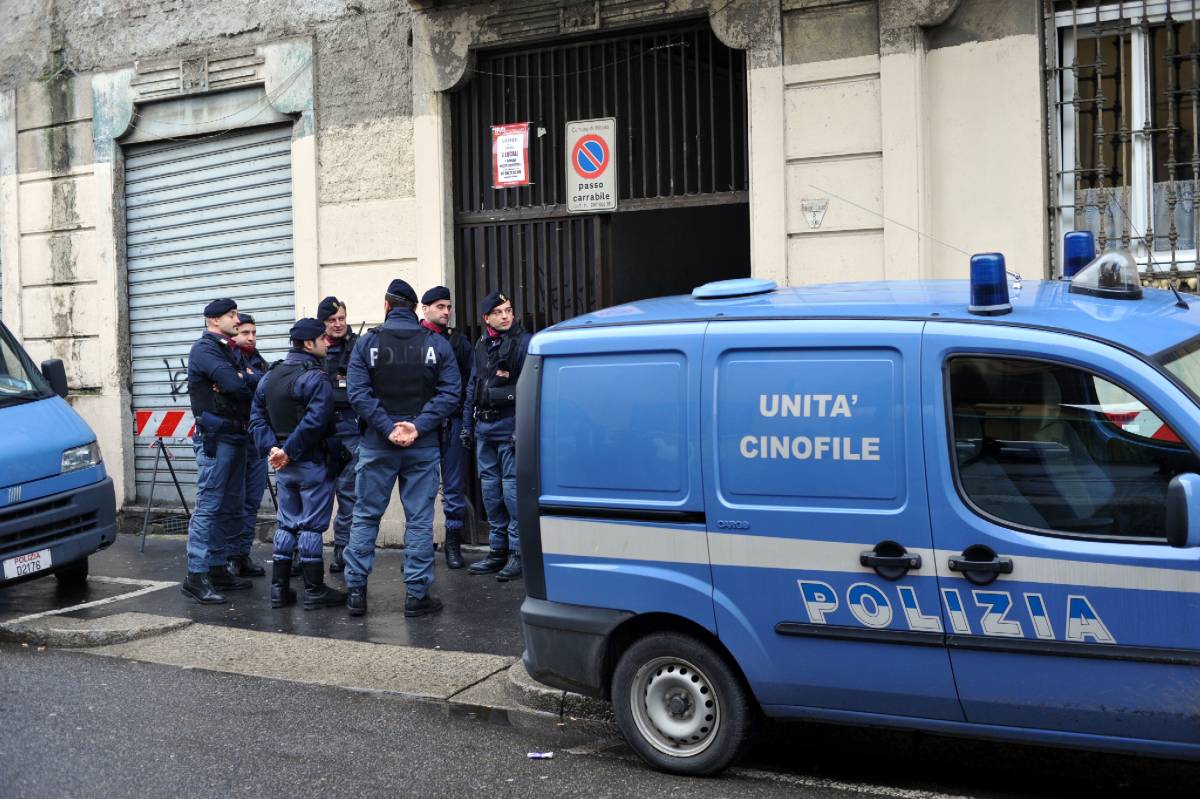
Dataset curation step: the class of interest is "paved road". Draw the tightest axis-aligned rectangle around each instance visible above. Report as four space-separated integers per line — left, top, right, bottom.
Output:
3 644 1196 798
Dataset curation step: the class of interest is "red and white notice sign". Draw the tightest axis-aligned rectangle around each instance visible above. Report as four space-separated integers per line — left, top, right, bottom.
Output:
492 122 531 188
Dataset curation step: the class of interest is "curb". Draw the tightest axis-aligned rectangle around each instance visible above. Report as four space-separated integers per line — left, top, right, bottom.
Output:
0 612 192 648
504 660 614 723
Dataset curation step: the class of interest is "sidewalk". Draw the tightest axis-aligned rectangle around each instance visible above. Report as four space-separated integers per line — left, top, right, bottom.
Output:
5 533 526 655
0 533 605 726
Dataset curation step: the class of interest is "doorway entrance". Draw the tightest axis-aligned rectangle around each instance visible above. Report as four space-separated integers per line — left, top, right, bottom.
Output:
450 18 751 338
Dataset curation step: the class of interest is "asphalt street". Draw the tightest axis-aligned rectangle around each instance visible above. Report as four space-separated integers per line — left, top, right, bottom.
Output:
3 644 1197 798
0 643 875 799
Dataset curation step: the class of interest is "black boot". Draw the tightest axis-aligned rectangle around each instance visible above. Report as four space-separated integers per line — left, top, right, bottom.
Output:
444 531 465 570
229 553 265 578
467 549 508 575
404 594 444 618
328 545 345 574
270 559 296 608
496 552 523 583
209 564 252 591
290 549 301 577
347 586 368 617
180 572 226 604
301 561 346 611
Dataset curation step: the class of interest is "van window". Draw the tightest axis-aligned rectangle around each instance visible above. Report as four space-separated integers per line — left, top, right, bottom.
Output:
947 356 1200 541
539 350 694 506
0 322 53 406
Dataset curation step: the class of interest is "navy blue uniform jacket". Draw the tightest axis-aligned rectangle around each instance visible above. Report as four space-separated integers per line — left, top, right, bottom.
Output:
462 327 532 442
346 307 461 450
249 351 334 464
187 331 256 438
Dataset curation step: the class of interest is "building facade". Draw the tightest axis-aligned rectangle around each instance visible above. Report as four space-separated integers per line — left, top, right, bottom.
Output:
0 0 1186 530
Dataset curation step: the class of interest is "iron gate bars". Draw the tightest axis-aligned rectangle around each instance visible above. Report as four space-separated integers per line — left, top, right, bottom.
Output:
1050 0 1200 286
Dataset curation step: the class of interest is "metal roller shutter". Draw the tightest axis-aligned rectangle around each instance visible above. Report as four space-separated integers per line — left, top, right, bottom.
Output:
127 124 295 506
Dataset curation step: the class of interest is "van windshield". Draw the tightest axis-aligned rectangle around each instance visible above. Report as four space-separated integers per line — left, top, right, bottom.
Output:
0 322 54 406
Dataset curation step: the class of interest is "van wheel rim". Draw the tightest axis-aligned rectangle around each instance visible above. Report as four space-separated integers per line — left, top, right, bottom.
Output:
629 656 720 757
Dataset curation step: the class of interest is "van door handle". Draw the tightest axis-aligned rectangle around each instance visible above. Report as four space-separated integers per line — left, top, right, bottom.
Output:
947 545 1013 586
860 541 921 581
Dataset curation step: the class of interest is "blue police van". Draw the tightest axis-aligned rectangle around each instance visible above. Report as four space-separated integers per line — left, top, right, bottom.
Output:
0 318 116 590
517 246 1200 774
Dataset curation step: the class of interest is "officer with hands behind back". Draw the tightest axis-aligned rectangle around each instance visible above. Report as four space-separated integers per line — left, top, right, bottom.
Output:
419 286 473 569
229 312 269 579
462 291 532 582
182 298 257 604
344 279 462 618
317 296 360 574
249 318 346 611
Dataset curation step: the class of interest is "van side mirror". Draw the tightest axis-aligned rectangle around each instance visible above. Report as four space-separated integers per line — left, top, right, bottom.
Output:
1165 473 1200 548
40 359 68 399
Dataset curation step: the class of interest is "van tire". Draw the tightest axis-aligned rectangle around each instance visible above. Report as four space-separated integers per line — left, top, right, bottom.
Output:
54 558 88 590
611 632 754 776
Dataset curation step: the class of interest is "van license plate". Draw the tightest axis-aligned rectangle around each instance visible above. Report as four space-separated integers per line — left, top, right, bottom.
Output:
3 549 52 580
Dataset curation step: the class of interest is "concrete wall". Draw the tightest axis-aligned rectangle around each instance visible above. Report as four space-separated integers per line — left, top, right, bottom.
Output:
0 0 425 544
778 0 1047 285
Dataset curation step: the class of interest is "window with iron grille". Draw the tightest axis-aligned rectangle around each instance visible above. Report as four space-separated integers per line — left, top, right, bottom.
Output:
1050 1 1200 285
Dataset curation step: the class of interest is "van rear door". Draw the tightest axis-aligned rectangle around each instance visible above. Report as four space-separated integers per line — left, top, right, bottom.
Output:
703 320 961 720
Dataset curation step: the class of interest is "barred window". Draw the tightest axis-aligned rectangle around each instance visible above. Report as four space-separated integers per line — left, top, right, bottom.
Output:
1051 1 1200 282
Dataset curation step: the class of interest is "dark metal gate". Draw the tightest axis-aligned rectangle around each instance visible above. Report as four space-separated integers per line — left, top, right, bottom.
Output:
451 18 749 339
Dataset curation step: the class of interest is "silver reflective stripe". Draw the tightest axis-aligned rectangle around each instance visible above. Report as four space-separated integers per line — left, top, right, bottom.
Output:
540 516 709 565
541 517 1200 594
934 549 1200 595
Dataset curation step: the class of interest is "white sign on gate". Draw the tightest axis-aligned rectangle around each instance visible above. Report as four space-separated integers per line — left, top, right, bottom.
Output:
565 117 617 213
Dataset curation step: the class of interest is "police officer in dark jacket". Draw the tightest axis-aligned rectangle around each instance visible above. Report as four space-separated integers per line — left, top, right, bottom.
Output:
344 279 461 618
462 291 532 582
230 312 269 579
317 296 359 574
249 318 346 610
182 298 258 604
419 286 473 569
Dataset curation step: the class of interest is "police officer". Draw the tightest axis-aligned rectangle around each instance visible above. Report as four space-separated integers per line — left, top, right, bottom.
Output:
462 291 532 582
344 279 461 618
229 312 269 579
419 286 473 569
317 296 359 574
182 298 257 604
249 318 347 610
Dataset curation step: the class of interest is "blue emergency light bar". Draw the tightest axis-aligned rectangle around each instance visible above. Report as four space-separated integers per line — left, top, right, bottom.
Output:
968 252 1012 316
1063 231 1096 279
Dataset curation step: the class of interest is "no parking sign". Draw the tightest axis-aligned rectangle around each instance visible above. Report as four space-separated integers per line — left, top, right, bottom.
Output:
566 117 617 213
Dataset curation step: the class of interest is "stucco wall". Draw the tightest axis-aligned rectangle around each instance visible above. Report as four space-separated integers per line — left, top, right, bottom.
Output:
0 1 423 545
778 0 1047 285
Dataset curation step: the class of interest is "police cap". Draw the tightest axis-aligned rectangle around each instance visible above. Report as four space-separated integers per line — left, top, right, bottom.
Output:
317 296 342 321
237 312 255 326
204 298 237 318
289 318 325 342
386 279 417 304
479 290 509 318
421 285 451 305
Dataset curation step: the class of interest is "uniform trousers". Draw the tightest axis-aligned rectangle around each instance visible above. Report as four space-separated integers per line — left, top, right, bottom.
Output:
438 417 467 536
344 445 440 599
186 435 246 573
272 459 334 563
233 448 269 557
331 434 360 548
476 438 518 552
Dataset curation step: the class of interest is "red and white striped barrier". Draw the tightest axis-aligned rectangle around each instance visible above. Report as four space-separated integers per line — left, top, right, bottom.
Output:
134 408 195 441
